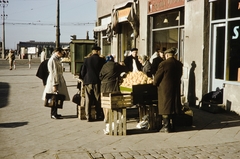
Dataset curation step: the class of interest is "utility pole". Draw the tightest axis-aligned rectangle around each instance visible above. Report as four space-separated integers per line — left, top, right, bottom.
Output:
0 0 8 59
55 0 60 48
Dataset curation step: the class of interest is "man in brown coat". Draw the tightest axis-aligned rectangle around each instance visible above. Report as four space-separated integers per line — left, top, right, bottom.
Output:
153 48 183 133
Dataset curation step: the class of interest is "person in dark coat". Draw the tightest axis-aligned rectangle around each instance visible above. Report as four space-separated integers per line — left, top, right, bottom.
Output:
36 59 49 86
124 48 142 72
153 47 183 133
99 55 127 123
151 47 166 76
81 46 106 121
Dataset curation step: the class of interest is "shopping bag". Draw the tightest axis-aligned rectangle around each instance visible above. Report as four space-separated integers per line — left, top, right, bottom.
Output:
44 93 65 109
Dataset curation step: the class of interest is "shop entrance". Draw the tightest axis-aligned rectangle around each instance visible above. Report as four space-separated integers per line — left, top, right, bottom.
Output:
210 23 226 91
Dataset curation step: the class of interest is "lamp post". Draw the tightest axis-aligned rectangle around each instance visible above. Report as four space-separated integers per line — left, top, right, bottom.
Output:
0 0 8 59
55 0 60 48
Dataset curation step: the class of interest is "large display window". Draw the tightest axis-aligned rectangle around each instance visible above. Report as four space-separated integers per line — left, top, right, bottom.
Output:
210 0 240 90
151 8 184 59
227 20 240 81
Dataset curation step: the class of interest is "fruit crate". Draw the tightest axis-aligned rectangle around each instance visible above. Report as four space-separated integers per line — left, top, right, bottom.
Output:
101 92 132 109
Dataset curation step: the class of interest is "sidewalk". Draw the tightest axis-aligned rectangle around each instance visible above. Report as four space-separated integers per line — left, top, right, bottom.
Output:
0 59 240 159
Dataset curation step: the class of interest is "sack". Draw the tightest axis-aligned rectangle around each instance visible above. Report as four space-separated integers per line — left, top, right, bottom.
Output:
44 93 65 109
72 91 80 105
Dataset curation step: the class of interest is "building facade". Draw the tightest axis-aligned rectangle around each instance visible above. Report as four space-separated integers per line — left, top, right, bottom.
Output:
95 0 240 115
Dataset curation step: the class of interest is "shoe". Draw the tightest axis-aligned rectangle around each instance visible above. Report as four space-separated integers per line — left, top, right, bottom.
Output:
87 118 93 122
51 115 61 119
56 114 62 117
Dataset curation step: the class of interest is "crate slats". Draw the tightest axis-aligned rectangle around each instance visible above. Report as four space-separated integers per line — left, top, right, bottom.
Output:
101 93 132 109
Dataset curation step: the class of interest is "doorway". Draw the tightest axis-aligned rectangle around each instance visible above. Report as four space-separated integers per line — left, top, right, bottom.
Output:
210 23 226 90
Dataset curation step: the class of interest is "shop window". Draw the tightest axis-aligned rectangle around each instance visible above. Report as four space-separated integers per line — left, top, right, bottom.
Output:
212 0 226 20
227 20 240 81
228 0 240 18
153 11 180 29
152 29 178 51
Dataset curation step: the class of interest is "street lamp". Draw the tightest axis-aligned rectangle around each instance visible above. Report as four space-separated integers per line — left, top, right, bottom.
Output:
0 0 9 59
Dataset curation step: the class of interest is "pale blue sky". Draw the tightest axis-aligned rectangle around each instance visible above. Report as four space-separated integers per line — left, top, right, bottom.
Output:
0 0 97 49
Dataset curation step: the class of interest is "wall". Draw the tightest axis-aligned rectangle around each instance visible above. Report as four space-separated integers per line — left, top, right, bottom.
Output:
97 0 131 18
138 0 148 56
224 84 240 115
183 0 207 106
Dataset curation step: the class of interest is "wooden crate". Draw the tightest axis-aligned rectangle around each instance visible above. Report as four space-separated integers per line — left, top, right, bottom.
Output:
108 108 127 136
101 93 132 109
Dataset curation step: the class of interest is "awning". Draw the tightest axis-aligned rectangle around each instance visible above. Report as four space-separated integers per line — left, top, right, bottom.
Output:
93 24 108 32
118 7 131 22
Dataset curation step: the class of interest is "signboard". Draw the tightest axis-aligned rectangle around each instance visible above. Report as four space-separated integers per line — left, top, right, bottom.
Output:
27 47 37 54
148 0 185 14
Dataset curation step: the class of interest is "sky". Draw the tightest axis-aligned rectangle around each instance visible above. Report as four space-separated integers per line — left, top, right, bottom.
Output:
0 0 97 49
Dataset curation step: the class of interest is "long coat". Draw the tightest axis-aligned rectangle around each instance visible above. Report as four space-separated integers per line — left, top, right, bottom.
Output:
153 57 183 115
42 54 70 101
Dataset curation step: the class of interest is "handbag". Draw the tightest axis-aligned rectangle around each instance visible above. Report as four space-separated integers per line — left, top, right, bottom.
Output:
44 93 65 109
72 91 80 105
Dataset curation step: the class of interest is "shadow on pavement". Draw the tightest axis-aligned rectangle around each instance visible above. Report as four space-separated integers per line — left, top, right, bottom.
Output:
124 107 240 134
175 107 240 132
0 82 10 108
61 115 78 119
0 122 28 128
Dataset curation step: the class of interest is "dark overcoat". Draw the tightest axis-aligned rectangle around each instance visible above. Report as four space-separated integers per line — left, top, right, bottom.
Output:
36 59 49 86
151 56 164 75
124 55 142 72
81 54 106 85
153 57 183 115
99 61 127 93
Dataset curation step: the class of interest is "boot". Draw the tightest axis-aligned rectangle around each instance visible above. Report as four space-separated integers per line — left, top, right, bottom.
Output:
159 115 171 133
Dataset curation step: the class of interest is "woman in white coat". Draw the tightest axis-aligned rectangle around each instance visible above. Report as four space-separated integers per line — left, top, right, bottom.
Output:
42 47 70 119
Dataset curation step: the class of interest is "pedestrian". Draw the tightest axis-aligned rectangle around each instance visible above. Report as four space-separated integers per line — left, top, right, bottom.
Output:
149 48 160 64
151 47 166 76
81 46 106 122
138 55 152 77
42 47 70 119
40 49 46 63
153 47 183 133
124 48 142 72
5 49 15 70
99 55 128 123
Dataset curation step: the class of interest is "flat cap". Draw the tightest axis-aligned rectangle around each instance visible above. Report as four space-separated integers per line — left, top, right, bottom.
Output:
92 46 101 51
164 47 177 55
131 48 138 51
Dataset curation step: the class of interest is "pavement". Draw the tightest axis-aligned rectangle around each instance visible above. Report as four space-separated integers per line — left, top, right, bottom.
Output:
0 57 240 159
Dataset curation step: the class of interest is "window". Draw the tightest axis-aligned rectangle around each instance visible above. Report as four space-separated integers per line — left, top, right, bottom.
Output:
227 20 240 81
153 29 178 51
212 0 226 20
228 0 240 18
153 9 184 29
